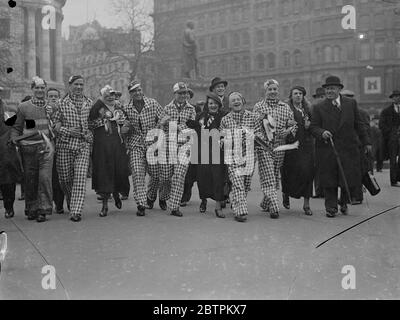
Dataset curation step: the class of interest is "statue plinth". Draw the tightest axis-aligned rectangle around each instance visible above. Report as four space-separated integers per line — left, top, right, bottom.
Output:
186 78 209 103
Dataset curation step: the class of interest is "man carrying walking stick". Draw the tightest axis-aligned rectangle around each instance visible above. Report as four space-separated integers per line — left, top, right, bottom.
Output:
310 76 372 218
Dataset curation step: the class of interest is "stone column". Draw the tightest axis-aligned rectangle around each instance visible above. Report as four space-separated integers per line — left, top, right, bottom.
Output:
55 12 63 83
41 26 51 80
26 6 36 78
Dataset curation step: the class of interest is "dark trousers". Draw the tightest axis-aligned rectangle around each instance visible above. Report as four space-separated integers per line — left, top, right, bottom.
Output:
324 187 350 213
181 165 196 203
0 183 16 211
52 157 64 211
21 144 54 215
389 143 400 184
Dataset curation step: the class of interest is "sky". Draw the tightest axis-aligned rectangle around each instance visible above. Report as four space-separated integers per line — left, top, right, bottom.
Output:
62 0 153 39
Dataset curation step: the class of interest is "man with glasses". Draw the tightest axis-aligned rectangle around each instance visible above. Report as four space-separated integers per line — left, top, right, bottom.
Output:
10 77 55 223
53 75 92 222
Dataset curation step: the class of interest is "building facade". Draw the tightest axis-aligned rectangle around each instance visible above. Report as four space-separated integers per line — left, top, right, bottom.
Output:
63 20 151 103
0 0 66 108
153 0 400 113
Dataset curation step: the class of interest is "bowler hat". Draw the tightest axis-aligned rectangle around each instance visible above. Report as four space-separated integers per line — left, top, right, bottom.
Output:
312 87 325 98
209 77 228 92
389 90 400 99
322 76 344 89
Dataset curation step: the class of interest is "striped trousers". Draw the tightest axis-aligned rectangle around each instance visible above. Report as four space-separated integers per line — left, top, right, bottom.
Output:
56 147 90 217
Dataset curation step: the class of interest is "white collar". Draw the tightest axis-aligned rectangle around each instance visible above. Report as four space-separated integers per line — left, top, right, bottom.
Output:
335 96 341 107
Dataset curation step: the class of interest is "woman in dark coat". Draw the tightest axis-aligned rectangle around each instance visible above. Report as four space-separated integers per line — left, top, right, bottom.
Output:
88 85 130 217
187 92 227 218
0 100 22 218
281 86 315 215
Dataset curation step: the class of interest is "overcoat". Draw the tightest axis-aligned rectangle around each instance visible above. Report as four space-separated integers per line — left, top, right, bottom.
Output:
0 102 22 185
310 95 370 188
379 103 400 161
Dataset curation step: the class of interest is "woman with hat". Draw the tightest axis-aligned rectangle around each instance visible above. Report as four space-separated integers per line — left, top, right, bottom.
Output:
220 92 259 222
186 92 228 218
281 86 314 215
209 77 230 115
89 85 130 217
253 79 297 219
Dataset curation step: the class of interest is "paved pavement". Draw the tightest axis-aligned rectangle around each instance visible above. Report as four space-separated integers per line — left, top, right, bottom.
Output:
0 168 399 300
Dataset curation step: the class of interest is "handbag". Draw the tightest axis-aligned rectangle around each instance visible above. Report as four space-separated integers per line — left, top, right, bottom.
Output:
362 171 381 196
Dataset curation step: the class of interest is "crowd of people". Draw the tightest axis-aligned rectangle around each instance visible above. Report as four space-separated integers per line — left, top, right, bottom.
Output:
0 74 399 223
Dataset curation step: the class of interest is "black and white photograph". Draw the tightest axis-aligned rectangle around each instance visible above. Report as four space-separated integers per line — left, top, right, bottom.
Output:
1 0 400 304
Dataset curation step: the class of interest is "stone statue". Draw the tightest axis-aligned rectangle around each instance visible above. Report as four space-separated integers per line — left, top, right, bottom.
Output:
182 21 200 79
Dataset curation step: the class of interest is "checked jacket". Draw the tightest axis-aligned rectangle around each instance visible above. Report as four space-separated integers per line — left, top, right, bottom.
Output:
53 95 93 151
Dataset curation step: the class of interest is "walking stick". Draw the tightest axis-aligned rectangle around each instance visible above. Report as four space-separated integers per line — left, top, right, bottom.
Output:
329 137 353 206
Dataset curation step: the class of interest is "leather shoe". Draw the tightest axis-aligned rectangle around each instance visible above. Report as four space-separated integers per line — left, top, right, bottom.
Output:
146 198 154 209
27 211 38 221
199 200 207 213
282 194 290 210
5 209 15 219
340 205 348 215
326 211 336 218
159 200 167 211
270 212 279 219
99 208 108 217
391 183 400 187
303 207 313 216
70 215 82 222
56 208 64 214
221 200 226 209
36 214 46 223
234 215 247 223
180 201 187 207
121 194 128 200
114 196 122 210
137 206 146 217
215 209 225 219
171 210 183 217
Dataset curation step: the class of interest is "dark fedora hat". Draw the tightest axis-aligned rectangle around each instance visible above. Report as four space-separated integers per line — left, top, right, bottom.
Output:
312 87 325 98
209 77 228 92
322 75 344 89
389 90 400 99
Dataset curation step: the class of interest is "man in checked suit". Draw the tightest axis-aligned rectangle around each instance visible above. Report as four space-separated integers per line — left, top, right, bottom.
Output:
53 75 93 222
310 76 372 218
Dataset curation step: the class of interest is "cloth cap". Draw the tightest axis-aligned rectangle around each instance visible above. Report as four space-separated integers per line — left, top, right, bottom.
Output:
173 82 189 93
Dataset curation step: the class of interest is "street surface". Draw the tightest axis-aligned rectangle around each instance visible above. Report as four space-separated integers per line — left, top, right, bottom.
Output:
0 168 399 300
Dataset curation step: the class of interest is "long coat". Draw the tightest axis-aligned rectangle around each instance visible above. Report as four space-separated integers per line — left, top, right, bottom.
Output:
379 104 400 161
281 103 314 198
89 99 130 194
310 95 370 188
0 102 22 185
187 110 228 201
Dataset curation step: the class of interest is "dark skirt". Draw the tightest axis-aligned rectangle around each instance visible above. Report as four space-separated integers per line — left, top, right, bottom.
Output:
0 130 22 185
91 125 130 194
281 145 314 199
197 164 227 202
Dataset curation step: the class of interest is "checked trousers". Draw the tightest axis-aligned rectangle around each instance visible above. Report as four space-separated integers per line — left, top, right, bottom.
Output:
159 163 189 211
257 149 279 214
57 146 90 217
228 164 253 217
129 147 148 208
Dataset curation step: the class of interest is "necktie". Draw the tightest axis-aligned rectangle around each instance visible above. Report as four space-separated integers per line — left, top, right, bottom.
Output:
332 100 341 111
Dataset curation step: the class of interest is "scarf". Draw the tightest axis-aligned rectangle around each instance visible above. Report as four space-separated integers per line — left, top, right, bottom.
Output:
31 98 46 108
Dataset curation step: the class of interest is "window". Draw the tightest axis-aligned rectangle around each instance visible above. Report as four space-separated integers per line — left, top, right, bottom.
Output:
396 41 400 59
375 14 385 30
282 25 289 40
242 31 250 46
242 56 251 73
294 49 302 66
198 15 205 30
267 28 275 43
220 58 228 75
199 37 206 52
359 15 370 31
323 46 333 62
360 42 370 60
283 51 291 67
256 29 264 45
233 32 240 47
333 46 341 62
374 41 385 60
233 57 241 73
256 53 265 70
211 35 218 51
218 11 226 27
220 35 227 50
267 53 276 69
